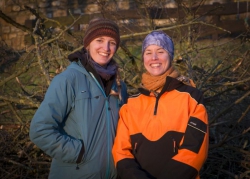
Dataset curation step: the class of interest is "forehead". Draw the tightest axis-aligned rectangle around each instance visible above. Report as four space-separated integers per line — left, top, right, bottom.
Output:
145 44 165 51
94 36 115 40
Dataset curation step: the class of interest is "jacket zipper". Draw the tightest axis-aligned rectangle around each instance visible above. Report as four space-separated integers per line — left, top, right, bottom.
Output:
89 72 111 178
133 142 138 154
173 138 178 153
152 92 160 115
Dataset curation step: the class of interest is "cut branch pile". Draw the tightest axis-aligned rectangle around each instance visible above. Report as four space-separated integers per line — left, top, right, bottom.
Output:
0 1 250 178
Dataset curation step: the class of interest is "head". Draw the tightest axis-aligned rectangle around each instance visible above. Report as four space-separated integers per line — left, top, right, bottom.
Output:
83 18 120 66
142 31 174 76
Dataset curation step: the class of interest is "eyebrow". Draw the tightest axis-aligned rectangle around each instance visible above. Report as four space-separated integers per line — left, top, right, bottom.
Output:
145 47 164 51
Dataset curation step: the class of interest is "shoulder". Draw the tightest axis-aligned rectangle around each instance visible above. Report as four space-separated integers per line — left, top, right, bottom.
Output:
129 93 141 98
176 84 202 95
126 93 144 104
54 62 88 82
176 84 204 104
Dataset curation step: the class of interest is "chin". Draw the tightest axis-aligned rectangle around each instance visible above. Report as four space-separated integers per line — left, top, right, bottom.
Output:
150 72 164 76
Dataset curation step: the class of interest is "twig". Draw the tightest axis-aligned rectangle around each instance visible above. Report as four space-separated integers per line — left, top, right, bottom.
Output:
219 169 238 178
40 14 83 47
225 127 250 144
227 146 250 155
222 77 250 86
7 102 24 124
0 167 19 179
0 63 37 86
0 157 32 170
0 10 32 33
30 161 50 165
0 102 9 107
120 21 231 39
33 19 51 86
210 91 250 124
0 94 40 108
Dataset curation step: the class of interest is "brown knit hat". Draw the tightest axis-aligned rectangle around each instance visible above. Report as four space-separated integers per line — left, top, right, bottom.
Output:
83 18 120 50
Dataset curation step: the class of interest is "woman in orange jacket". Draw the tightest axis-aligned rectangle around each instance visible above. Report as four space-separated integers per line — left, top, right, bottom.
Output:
112 30 209 179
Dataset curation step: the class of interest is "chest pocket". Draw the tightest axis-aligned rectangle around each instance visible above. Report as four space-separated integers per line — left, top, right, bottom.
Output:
72 89 105 108
76 90 91 100
70 73 105 110
71 89 90 110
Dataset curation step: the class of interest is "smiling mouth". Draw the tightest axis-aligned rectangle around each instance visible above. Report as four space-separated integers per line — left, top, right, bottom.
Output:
151 64 160 67
99 52 109 57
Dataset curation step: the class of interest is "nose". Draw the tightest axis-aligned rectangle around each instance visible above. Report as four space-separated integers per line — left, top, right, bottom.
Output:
103 41 110 51
152 53 158 60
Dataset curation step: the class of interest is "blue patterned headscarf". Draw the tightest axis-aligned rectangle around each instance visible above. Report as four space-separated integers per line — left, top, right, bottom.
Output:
142 30 174 60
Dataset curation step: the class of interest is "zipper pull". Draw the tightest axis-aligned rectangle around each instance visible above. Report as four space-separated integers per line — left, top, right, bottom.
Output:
134 142 137 154
173 139 176 153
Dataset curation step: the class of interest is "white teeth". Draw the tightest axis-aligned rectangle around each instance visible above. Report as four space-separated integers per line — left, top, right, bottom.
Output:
151 64 160 67
99 52 109 56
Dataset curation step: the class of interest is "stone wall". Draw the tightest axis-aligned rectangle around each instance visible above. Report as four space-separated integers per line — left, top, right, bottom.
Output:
0 0 136 51
0 0 242 51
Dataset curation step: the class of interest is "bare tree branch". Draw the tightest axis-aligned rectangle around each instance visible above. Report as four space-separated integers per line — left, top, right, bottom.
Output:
0 95 40 108
0 63 37 86
210 91 250 124
0 10 32 33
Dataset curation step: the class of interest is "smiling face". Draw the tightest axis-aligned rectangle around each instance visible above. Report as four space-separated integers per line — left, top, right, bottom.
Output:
143 44 171 76
87 36 117 66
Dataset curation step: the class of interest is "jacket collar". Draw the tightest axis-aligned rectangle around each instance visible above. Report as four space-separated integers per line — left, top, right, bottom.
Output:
68 59 115 97
138 76 183 96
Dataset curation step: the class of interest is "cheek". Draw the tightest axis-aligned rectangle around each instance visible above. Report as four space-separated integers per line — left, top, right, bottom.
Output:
162 55 171 65
144 61 151 72
143 59 148 68
110 46 117 53
143 56 149 64
167 59 171 67
89 49 95 57
88 44 95 54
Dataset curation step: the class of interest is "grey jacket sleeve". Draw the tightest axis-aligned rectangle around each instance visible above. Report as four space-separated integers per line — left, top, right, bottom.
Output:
29 74 83 163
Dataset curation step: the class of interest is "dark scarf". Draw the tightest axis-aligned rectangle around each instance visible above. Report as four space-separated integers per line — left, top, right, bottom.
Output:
89 58 117 81
68 48 117 95
68 48 117 81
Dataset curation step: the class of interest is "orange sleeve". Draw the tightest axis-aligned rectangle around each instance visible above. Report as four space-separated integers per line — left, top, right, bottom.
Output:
157 104 208 179
173 103 209 171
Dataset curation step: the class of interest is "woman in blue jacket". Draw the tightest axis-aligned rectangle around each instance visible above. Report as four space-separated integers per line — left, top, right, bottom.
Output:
29 18 128 179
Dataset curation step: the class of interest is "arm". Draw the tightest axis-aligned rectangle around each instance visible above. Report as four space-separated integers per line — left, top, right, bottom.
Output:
29 75 84 163
159 92 209 179
112 105 153 179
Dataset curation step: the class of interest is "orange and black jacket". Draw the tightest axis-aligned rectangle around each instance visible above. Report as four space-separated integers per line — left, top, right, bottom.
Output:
112 76 209 179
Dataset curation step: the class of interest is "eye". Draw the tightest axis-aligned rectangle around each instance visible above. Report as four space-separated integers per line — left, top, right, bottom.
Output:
96 38 103 43
144 51 151 55
110 41 116 45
